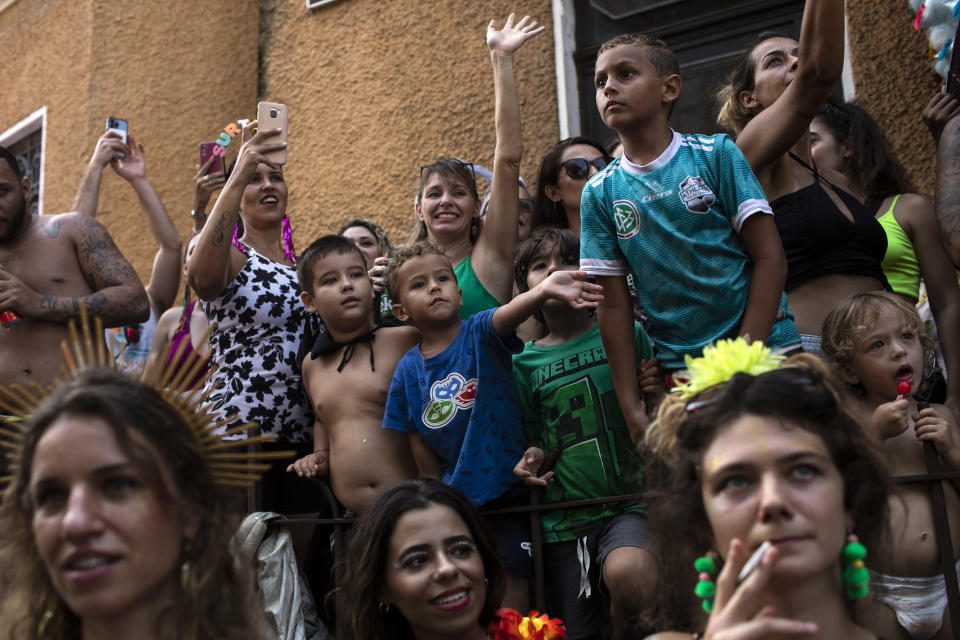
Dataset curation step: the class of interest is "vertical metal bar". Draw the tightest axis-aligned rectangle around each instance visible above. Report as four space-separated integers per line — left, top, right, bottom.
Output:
532 450 563 611
318 481 344 633
918 401 960 633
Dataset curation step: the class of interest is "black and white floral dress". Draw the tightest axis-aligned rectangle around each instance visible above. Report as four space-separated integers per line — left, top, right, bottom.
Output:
204 245 312 444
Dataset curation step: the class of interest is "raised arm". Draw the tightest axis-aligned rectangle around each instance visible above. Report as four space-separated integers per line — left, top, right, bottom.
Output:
471 13 545 303
735 0 844 172
0 214 148 326
936 112 960 268
72 130 128 217
111 135 182 315
148 306 179 364
188 122 283 300
491 269 602 337
192 156 226 233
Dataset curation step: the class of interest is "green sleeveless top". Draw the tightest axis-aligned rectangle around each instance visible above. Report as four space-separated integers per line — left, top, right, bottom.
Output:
877 195 920 300
453 253 501 319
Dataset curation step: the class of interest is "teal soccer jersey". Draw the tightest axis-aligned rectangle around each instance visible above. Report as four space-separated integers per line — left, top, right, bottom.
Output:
579 130 800 370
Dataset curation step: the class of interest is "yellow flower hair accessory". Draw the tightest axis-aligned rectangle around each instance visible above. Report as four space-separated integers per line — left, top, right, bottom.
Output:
673 338 783 400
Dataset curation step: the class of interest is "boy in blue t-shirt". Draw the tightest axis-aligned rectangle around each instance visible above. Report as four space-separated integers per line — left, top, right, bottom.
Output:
382 240 603 609
579 33 800 436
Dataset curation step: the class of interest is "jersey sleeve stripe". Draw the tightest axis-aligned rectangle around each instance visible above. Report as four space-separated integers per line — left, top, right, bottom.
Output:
580 258 627 276
733 198 774 232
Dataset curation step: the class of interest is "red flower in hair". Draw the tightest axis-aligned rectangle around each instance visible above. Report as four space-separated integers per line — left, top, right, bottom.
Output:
488 608 566 640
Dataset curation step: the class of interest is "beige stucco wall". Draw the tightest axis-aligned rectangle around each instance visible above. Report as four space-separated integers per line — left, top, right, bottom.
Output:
4 0 558 282
848 0 939 197
260 0 559 249
0 0 93 216
0 0 260 281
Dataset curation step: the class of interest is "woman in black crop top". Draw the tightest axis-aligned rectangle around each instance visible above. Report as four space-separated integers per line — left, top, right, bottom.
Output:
716 0 886 345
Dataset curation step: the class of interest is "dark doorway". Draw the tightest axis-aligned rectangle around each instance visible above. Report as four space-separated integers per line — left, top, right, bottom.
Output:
573 0 805 143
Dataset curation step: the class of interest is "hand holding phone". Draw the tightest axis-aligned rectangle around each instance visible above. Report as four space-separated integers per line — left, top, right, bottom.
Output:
199 143 225 176
105 117 128 160
256 101 288 166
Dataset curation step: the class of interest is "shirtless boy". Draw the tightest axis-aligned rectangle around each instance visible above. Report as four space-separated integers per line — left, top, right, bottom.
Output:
287 235 419 512
0 145 149 389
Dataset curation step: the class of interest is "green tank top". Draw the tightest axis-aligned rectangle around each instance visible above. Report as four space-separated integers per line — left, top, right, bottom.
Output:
453 253 501 319
877 195 920 300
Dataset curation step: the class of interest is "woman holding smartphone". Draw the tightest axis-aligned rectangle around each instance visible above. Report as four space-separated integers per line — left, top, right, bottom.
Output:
187 121 317 513
641 353 889 639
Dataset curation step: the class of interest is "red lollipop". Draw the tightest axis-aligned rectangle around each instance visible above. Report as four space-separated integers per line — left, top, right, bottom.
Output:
897 380 911 396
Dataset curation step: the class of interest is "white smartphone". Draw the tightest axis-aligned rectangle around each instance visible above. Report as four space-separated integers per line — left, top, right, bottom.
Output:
106 117 128 159
256 102 288 166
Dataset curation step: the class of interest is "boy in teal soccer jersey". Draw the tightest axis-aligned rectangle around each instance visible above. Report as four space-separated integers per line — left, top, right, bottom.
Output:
512 228 660 640
579 34 800 436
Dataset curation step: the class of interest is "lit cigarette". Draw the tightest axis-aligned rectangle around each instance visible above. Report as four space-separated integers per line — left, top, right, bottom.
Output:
738 541 771 582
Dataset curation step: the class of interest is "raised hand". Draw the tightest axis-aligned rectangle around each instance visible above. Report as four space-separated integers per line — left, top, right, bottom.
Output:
89 130 128 170
111 134 146 182
924 92 960 143
486 13 545 55
539 270 604 309
194 156 226 215
232 120 285 180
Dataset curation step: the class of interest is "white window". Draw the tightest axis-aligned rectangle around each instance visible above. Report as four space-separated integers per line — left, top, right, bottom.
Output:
0 107 46 215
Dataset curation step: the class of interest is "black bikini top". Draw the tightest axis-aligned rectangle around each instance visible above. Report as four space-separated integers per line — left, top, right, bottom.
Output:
769 153 888 292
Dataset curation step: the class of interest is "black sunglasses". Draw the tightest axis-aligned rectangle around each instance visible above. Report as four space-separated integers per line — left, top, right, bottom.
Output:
561 157 608 180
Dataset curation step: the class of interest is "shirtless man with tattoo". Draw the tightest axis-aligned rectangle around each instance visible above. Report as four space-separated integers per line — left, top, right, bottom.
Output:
0 145 149 389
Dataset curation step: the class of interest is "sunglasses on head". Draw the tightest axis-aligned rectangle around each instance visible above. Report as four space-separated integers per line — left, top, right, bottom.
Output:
561 157 608 180
419 159 477 185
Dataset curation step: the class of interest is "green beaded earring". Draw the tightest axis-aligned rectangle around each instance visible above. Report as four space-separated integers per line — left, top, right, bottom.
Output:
694 554 717 613
842 533 869 599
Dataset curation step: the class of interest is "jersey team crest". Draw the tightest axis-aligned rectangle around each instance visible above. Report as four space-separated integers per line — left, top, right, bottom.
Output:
678 175 716 213
613 200 640 239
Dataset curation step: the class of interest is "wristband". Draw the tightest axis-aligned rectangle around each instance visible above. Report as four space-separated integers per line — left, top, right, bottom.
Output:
314 448 329 455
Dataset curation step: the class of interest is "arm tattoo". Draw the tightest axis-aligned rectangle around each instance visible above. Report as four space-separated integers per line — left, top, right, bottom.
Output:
211 210 235 248
937 123 960 244
68 216 148 324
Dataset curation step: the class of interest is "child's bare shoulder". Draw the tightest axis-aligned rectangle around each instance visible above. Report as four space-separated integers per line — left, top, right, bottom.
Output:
377 325 420 352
